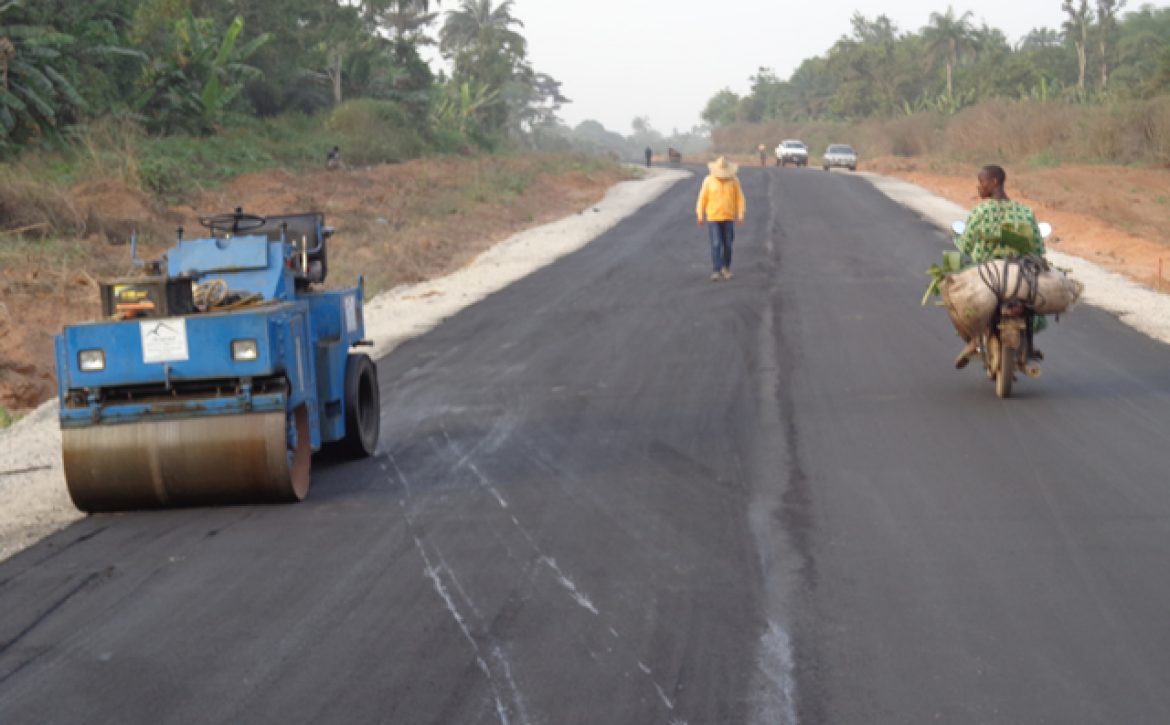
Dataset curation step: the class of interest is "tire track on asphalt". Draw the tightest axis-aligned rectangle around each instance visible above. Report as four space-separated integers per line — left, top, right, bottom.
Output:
424 422 686 720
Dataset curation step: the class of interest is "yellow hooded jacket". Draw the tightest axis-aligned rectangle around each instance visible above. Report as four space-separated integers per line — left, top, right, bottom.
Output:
695 175 745 223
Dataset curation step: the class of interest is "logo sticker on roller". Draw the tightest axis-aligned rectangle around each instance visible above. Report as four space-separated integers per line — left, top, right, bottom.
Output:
140 318 189 363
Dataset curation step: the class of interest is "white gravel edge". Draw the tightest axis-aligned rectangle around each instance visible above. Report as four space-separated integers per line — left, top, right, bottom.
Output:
0 167 690 562
859 171 1170 345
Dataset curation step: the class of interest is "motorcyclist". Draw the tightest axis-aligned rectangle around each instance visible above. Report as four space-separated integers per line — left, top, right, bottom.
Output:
953 164 1047 368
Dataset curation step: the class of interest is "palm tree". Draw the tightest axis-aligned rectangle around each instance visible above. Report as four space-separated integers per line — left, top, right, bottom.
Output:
439 0 525 63
364 0 440 56
921 6 976 98
1018 27 1063 51
439 0 526 134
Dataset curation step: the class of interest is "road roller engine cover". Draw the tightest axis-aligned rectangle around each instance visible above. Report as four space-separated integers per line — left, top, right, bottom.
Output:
54 209 381 512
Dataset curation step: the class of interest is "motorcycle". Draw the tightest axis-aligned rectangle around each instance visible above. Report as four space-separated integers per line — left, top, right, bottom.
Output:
949 220 1053 399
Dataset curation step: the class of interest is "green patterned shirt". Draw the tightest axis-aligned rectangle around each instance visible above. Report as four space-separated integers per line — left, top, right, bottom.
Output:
958 199 1045 263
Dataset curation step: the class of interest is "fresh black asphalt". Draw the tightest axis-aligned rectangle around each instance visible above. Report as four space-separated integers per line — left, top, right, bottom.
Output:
3 165 1170 724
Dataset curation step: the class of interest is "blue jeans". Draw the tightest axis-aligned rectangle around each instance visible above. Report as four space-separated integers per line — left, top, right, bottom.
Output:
708 221 734 271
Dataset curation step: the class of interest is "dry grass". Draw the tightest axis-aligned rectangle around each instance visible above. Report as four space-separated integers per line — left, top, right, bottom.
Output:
0 176 84 238
188 155 626 298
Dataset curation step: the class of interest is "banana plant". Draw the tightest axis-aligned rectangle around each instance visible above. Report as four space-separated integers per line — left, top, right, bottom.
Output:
134 13 270 134
432 79 498 135
0 0 85 151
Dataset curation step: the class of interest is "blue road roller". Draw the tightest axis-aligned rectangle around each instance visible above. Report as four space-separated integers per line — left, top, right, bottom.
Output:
54 209 380 511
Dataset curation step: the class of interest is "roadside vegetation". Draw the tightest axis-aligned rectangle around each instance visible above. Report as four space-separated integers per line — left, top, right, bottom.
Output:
705 4 1170 168
0 0 574 206
0 0 640 421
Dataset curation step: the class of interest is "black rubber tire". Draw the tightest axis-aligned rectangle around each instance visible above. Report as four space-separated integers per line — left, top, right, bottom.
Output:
339 353 380 458
996 346 1015 399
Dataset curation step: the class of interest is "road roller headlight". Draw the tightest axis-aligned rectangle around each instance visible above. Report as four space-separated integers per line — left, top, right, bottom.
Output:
78 349 106 372
231 339 259 361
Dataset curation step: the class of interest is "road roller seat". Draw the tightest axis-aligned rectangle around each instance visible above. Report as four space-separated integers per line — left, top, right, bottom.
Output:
253 212 332 287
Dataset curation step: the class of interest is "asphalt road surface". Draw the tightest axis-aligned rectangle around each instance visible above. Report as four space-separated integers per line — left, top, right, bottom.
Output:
4 166 1170 724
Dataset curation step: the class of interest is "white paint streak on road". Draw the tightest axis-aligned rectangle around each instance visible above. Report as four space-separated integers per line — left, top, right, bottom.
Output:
635 661 676 712
387 456 414 497
415 536 512 725
468 462 509 509
654 682 675 710
493 645 533 725
436 422 512 509
754 621 799 725
394 456 529 725
435 549 484 621
539 556 599 615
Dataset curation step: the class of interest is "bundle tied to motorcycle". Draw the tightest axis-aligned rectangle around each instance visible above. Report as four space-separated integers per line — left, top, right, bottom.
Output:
923 222 1083 350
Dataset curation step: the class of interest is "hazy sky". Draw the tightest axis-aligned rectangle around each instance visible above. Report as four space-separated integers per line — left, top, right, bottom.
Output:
499 0 1164 134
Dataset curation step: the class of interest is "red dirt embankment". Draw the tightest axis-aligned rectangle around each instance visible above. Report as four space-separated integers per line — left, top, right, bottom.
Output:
863 157 1170 290
0 157 626 413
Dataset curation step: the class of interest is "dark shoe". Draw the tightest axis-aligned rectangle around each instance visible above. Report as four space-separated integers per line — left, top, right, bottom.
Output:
954 339 978 369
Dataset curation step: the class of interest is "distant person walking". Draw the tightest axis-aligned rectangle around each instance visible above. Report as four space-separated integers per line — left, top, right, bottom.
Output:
758 144 767 167
326 145 343 170
644 146 652 167
695 157 745 281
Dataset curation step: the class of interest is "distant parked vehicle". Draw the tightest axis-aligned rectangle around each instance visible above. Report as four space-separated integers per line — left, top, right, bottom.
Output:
822 144 858 171
775 139 809 167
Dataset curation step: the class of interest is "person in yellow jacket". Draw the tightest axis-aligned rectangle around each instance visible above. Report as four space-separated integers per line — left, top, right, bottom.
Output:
696 156 746 281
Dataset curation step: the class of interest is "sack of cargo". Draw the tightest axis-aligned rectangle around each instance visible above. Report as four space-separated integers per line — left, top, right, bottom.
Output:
940 256 1083 338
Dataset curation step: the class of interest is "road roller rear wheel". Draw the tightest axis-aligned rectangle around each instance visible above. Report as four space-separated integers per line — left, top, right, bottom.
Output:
336 353 380 458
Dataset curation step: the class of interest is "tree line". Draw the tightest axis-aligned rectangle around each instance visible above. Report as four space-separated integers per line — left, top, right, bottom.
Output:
0 0 568 156
702 3 1170 126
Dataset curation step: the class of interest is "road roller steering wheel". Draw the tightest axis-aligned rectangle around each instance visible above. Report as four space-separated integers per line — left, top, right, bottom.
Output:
200 207 267 235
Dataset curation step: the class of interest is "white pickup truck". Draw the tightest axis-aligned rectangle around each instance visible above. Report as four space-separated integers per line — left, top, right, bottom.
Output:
775 139 809 167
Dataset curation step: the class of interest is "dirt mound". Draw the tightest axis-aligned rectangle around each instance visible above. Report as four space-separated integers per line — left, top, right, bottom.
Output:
70 179 175 244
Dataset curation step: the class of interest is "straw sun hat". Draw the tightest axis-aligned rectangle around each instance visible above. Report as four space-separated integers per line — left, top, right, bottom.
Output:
707 156 738 179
